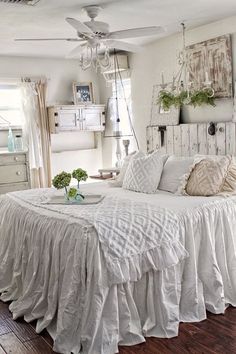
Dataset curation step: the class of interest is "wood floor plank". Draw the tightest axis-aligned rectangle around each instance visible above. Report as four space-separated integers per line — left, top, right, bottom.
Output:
4 317 38 343
24 337 55 354
0 319 11 337
28 323 54 347
0 303 12 320
0 300 236 354
0 332 29 354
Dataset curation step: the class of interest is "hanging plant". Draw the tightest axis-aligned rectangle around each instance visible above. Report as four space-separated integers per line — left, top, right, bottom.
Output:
189 89 215 107
157 88 216 111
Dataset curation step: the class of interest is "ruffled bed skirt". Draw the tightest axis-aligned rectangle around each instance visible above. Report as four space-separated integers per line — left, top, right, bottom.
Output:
1 196 236 353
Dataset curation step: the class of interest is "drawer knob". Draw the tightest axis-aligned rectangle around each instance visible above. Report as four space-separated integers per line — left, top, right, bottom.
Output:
14 157 18 161
16 171 21 176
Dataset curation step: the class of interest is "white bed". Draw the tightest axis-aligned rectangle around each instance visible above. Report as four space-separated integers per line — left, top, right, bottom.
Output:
1 181 236 354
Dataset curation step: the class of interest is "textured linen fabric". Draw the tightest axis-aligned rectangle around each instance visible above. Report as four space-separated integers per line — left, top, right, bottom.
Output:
158 156 194 193
1 189 187 285
1 183 236 354
122 151 164 193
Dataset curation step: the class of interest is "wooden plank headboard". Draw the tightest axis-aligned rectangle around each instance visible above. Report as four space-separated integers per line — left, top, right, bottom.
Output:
146 122 236 156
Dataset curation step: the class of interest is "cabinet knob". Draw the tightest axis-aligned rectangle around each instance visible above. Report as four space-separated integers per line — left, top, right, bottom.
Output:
16 171 21 176
14 157 18 161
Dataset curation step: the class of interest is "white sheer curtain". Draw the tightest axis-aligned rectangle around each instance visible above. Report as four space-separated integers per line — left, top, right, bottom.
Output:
20 81 51 188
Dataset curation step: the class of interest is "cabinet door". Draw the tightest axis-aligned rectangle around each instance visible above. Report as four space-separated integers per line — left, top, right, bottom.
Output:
58 109 80 130
83 108 105 131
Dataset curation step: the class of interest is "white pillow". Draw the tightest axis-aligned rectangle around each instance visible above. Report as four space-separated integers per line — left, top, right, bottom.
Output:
158 156 194 193
122 150 164 194
109 151 143 187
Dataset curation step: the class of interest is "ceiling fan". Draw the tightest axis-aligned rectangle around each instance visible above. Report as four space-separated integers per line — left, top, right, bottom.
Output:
15 5 164 57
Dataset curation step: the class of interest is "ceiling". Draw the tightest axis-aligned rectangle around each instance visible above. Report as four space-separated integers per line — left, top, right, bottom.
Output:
0 0 236 58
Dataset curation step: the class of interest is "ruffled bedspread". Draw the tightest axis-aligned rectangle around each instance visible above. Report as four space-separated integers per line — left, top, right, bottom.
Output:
1 188 236 354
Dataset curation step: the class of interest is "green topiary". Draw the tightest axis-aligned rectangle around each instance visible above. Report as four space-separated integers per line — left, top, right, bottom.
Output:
72 168 88 183
52 171 71 192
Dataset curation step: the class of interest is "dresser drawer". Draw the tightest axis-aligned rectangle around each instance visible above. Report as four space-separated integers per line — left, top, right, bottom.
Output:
0 182 29 195
0 164 27 184
0 153 26 166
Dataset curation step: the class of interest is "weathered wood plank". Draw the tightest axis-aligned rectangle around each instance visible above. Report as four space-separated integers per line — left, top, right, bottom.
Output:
147 122 236 157
146 126 153 153
152 126 161 152
197 124 207 155
180 125 190 156
216 123 226 155
173 125 182 156
207 123 217 155
166 126 174 154
226 122 236 155
189 124 198 155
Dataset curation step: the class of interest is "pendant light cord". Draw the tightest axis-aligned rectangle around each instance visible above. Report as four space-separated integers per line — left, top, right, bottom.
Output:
114 52 140 150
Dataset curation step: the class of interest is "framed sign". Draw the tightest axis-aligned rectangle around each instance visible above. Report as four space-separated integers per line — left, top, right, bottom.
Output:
73 82 94 104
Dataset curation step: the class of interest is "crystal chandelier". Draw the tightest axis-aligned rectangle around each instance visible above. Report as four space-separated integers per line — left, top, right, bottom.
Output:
79 42 111 71
159 23 214 101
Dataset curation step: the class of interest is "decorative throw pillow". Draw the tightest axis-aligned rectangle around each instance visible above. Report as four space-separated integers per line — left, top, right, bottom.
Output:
158 156 194 193
181 155 235 196
220 157 236 195
122 150 164 193
109 151 143 187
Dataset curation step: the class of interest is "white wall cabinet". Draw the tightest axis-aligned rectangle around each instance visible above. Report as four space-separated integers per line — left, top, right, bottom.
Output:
48 105 106 134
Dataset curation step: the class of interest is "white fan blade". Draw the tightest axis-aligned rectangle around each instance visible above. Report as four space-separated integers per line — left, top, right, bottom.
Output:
66 43 87 58
66 17 93 36
15 38 83 42
108 26 164 39
105 40 142 53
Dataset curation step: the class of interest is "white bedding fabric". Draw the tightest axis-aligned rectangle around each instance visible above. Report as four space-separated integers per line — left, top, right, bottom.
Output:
1 182 236 354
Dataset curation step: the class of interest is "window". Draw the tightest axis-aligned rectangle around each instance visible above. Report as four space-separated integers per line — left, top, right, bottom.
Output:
111 78 133 136
0 85 23 128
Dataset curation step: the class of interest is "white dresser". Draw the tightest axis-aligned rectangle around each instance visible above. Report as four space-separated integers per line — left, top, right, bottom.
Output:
0 149 30 194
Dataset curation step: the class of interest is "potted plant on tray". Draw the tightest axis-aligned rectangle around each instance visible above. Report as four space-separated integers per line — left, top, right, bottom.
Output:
52 169 87 202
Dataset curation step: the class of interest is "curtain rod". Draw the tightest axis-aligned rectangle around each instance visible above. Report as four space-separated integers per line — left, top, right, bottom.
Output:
0 76 50 82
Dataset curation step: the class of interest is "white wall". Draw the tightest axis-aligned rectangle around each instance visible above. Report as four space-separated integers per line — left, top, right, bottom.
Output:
0 55 103 176
129 15 236 152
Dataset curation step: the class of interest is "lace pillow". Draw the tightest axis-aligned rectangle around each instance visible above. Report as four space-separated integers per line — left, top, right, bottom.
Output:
122 151 164 194
181 155 235 196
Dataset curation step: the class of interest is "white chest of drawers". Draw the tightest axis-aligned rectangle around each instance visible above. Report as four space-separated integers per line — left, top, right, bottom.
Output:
0 150 30 194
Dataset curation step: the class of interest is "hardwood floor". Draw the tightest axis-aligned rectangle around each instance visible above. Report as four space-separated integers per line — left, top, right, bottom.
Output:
0 300 236 353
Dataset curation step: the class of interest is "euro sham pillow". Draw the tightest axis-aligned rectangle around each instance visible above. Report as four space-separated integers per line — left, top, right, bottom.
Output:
158 156 194 193
122 150 164 194
180 155 236 196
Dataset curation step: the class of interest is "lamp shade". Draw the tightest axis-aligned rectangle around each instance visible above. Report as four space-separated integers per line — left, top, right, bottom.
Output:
104 97 133 138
